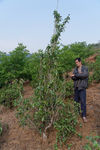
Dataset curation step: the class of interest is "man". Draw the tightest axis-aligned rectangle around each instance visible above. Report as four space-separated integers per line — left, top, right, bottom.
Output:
71 58 88 123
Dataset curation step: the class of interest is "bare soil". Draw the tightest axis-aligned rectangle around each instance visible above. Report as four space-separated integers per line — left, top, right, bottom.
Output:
85 53 97 63
0 82 100 150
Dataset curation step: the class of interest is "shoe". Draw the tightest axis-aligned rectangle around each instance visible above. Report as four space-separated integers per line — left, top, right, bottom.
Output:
83 117 87 123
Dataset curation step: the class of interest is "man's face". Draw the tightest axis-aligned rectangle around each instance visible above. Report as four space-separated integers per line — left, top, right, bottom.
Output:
75 60 82 67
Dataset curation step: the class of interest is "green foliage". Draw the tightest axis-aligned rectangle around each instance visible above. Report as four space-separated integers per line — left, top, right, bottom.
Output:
0 79 24 108
83 136 100 150
0 51 10 86
89 42 100 50
32 10 71 135
0 122 2 135
0 40 97 88
65 80 74 98
54 100 79 145
9 43 30 80
16 96 34 127
92 55 100 82
27 51 43 87
88 75 94 85
57 48 76 74
87 54 100 84
57 42 94 76
0 44 30 86
68 42 94 59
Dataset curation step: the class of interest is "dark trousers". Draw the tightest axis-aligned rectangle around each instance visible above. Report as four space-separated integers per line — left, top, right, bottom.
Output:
74 88 86 117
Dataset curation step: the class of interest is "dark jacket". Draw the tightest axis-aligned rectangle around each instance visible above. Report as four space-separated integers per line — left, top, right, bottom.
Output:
72 65 88 90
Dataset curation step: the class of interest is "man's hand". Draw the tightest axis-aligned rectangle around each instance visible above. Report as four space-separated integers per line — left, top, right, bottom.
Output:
69 74 75 77
71 74 75 77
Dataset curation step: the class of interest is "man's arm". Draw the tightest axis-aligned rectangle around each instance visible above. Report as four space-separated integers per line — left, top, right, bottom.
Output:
74 67 88 79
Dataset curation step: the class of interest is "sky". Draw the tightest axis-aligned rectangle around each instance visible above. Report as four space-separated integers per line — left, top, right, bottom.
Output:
0 0 100 53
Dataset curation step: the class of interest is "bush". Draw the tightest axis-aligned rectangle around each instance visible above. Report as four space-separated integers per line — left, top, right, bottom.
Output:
0 44 30 87
92 55 100 82
16 11 79 150
0 79 24 108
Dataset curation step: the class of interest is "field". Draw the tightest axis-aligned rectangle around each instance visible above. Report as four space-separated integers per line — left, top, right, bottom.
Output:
0 11 100 150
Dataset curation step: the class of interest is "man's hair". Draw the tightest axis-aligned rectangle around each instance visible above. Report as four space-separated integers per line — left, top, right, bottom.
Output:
75 57 81 62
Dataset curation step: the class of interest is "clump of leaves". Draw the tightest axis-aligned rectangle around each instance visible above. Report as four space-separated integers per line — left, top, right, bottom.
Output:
0 79 24 108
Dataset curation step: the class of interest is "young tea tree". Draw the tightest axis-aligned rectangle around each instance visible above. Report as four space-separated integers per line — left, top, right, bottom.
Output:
17 11 79 147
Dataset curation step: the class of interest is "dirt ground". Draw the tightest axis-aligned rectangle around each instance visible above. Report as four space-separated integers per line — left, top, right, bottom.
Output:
0 82 100 150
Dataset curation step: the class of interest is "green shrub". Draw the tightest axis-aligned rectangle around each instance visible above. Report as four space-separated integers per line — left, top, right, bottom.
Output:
0 44 30 87
0 79 24 108
16 11 79 150
92 56 100 82
88 75 94 85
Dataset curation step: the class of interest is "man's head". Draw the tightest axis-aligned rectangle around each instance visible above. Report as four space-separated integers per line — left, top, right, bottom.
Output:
75 58 82 67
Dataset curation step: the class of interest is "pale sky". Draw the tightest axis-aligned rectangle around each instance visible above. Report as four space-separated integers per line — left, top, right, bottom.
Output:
0 0 100 53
